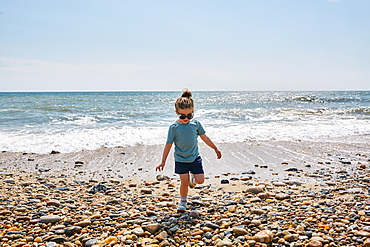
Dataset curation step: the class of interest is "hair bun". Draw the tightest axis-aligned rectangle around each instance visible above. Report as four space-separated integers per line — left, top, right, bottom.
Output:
181 89 192 98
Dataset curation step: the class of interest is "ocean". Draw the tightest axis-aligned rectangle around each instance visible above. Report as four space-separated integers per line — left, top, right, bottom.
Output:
1 91 369 154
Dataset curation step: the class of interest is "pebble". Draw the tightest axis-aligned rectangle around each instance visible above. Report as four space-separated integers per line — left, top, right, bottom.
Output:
253 230 274 243
232 227 248 235
142 223 162 234
215 239 233 246
39 215 62 223
275 193 290 200
64 226 82 236
245 186 264 194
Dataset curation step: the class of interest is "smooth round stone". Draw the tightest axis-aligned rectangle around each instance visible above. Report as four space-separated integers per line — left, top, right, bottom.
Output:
305 240 323 247
215 239 233 247
55 230 65 235
132 227 145 236
0 210 12 215
74 220 91 227
15 207 27 212
253 230 274 243
142 224 161 234
40 215 62 223
3 179 15 184
355 230 370 238
233 227 248 236
272 182 286 187
16 216 31 221
189 210 200 218
204 232 212 239
362 226 370 231
250 220 262 226
35 194 46 199
50 236 66 243
275 193 290 200
245 186 264 194
284 234 299 242
140 188 153 194
84 239 98 247
250 197 262 203
205 222 220 230
46 199 61 207
64 226 82 236
191 195 201 200
5 231 26 235
250 209 265 215
56 186 70 191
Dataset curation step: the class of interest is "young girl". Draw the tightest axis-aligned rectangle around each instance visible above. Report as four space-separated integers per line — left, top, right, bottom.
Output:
156 90 222 211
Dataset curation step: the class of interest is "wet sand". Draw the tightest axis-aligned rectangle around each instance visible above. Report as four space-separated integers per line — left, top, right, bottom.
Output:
1 136 369 185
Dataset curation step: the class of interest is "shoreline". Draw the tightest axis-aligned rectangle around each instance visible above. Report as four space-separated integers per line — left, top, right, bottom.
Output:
1 136 369 185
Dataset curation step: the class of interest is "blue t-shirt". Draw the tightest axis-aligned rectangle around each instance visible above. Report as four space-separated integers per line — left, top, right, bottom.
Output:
166 119 206 163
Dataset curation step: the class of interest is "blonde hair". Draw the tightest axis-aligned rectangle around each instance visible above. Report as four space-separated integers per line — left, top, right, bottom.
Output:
175 89 194 111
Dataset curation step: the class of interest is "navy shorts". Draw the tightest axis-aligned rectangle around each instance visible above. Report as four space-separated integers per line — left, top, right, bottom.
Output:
175 156 204 175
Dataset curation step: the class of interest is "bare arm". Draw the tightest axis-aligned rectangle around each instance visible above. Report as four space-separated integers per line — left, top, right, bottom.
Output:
200 134 222 159
156 143 173 171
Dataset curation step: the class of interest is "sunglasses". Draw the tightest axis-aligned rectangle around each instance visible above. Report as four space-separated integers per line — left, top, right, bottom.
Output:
177 112 194 119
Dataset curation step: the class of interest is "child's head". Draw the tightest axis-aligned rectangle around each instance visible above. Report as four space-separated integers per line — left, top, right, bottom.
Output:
175 89 194 112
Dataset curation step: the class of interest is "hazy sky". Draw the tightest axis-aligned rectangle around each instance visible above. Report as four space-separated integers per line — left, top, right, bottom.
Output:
1 0 369 91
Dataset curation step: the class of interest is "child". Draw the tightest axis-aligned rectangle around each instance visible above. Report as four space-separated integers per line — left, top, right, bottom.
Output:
156 89 222 211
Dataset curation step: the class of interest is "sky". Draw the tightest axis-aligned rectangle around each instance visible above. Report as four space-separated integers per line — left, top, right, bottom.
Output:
0 0 369 91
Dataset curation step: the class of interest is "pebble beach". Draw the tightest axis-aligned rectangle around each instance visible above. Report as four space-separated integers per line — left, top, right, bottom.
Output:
1 137 370 247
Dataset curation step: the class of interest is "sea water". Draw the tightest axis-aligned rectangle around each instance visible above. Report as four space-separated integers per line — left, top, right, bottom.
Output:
1 91 369 153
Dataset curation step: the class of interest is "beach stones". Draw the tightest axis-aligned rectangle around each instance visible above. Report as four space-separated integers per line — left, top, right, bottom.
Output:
364 238 370 247
46 199 61 207
40 215 61 223
104 236 118 244
284 233 299 242
1 145 370 247
0 210 12 215
250 208 265 215
245 186 264 194
141 188 153 194
64 226 82 236
272 181 286 186
88 184 107 194
253 230 274 243
355 230 370 238
189 210 200 218
233 227 248 236
215 239 233 246
142 223 162 234
75 219 91 227
285 167 298 172
275 193 290 200
132 227 145 236
306 240 323 247
156 174 170 181
84 239 98 247
205 222 220 230
3 178 15 183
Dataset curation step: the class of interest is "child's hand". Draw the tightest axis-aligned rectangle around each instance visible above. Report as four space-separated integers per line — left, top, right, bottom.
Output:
215 149 222 159
156 163 165 172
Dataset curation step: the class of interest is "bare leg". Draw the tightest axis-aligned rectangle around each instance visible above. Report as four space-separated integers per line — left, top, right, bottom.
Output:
179 173 190 197
193 173 205 184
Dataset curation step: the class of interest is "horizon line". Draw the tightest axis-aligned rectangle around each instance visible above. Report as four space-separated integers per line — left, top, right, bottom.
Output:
1 89 369 93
